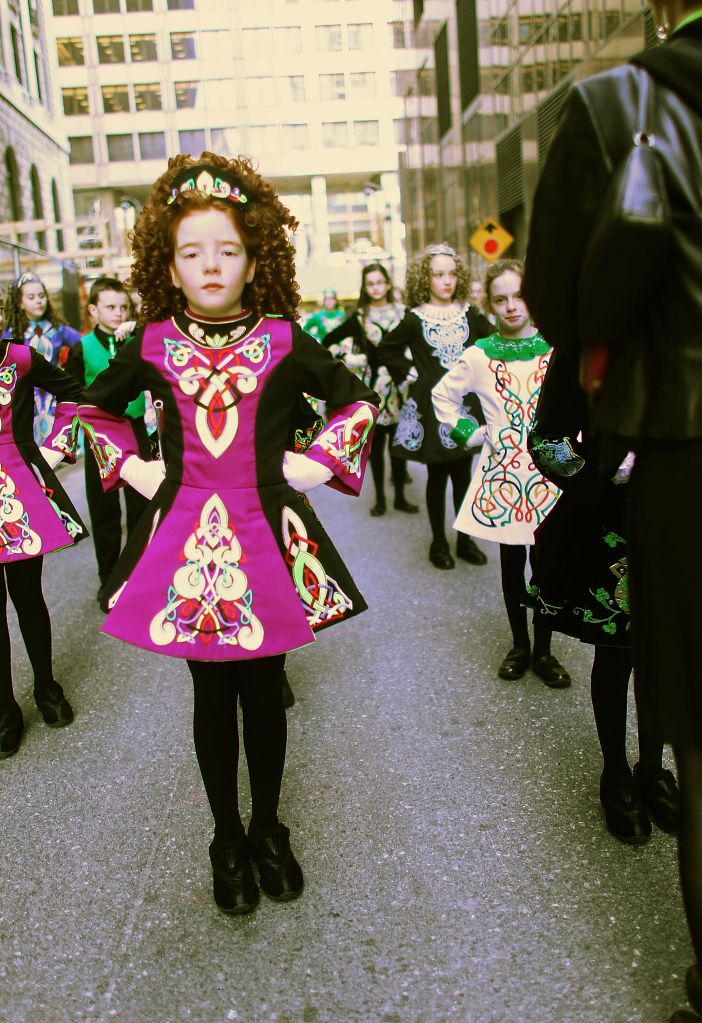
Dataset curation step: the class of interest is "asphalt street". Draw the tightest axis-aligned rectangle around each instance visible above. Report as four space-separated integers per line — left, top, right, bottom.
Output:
0 458 692 1023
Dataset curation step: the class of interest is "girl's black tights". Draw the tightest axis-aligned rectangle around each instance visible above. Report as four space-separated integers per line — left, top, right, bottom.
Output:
499 543 551 656
426 460 471 542
188 655 287 842
590 645 663 778
369 425 407 504
674 745 702 968
0 558 53 709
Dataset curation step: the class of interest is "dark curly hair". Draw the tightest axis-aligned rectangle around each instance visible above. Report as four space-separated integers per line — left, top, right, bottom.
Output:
4 273 63 344
404 244 470 310
129 152 301 324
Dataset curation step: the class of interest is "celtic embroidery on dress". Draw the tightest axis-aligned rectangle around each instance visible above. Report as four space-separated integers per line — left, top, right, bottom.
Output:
470 356 558 530
312 403 374 478
163 331 271 458
282 505 352 628
420 315 469 370
149 494 264 650
77 418 123 482
393 398 424 451
0 464 41 557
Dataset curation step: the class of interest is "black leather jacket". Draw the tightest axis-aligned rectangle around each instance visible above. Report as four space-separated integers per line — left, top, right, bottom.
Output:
524 19 702 441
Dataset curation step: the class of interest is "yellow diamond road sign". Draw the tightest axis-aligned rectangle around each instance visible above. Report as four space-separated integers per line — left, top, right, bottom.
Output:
470 218 514 262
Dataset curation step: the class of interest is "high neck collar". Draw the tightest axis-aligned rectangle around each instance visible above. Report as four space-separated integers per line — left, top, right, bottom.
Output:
175 308 256 348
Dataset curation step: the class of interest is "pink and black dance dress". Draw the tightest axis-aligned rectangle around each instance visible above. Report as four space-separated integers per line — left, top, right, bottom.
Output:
77 309 379 661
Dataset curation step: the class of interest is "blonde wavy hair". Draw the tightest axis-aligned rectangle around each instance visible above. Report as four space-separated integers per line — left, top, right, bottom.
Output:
404 244 470 309
129 152 300 323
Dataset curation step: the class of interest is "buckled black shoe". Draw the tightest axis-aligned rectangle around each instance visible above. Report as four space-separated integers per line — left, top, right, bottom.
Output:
429 540 455 570
0 703 23 759
531 654 572 689
456 534 488 565
249 822 304 902
498 647 531 680
34 680 74 727
634 763 680 833
393 497 419 513
209 837 260 915
370 499 387 517
599 771 652 844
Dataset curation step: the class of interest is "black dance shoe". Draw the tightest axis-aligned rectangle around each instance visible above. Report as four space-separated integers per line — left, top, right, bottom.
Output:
599 772 652 844
531 654 572 689
634 763 680 833
456 534 487 565
249 822 304 902
370 499 387 517
209 837 260 914
0 703 23 759
429 540 455 570
34 680 74 728
393 497 419 514
498 647 531 680
282 671 295 710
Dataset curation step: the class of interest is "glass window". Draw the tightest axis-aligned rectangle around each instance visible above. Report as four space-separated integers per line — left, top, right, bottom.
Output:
242 27 271 50
11 26 25 83
245 77 276 107
168 0 195 7
210 127 240 154
107 134 135 161
175 80 201 108
349 71 375 97
201 30 232 61
94 0 120 11
62 86 90 116
391 69 414 96
102 84 130 112
390 21 406 47
348 23 372 49
319 73 345 100
248 124 280 155
97 35 125 63
57 37 85 65
53 0 79 12
130 34 157 61
316 24 342 50
126 0 153 8
139 132 166 159
322 121 347 147
282 75 306 101
353 119 379 145
281 123 308 150
69 136 94 164
179 129 206 154
393 117 409 144
274 26 302 52
134 82 162 110
171 32 196 59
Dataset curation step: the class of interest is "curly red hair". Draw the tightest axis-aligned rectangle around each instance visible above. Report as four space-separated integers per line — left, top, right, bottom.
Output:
129 153 300 323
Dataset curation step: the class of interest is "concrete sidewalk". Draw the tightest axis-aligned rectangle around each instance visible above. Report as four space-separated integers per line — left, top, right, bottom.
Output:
0 461 691 1023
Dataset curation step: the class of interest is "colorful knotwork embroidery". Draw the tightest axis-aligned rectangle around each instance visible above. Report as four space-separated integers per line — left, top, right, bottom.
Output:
282 506 352 628
0 464 41 557
312 403 374 479
77 417 123 482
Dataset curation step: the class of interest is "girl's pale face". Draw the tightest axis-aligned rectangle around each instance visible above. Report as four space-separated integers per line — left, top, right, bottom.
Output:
20 284 48 321
428 255 458 305
170 207 256 319
364 271 391 305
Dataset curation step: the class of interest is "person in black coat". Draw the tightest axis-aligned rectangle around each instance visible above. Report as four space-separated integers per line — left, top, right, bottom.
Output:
523 6 702 1019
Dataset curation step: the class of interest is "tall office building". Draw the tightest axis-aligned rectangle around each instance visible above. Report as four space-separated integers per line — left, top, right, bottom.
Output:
399 0 655 262
50 0 422 293
1 0 76 260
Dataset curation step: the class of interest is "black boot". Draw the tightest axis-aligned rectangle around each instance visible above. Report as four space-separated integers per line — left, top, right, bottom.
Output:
209 837 260 914
0 701 23 759
34 680 74 728
249 822 304 901
370 496 387 517
429 539 455 569
456 533 487 565
599 771 652 844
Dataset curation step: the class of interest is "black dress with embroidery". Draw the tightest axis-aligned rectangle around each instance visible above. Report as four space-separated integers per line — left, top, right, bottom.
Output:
525 350 631 648
377 304 491 464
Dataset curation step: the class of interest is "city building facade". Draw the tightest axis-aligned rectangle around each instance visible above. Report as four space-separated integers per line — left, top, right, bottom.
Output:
399 0 656 266
49 0 423 296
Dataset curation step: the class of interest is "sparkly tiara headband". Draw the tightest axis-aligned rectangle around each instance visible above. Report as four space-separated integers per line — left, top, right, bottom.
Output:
13 271 43 290
425 243 456 257
166 165 249 207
